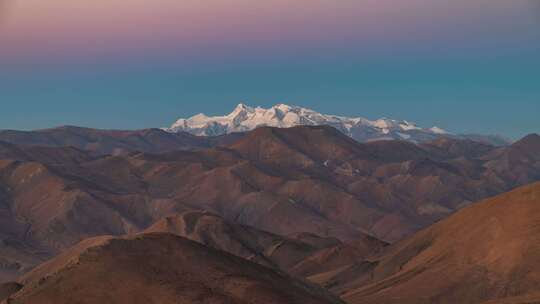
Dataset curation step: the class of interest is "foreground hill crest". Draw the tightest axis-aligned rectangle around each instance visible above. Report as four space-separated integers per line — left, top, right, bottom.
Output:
340 181 540 304
3 233 345 304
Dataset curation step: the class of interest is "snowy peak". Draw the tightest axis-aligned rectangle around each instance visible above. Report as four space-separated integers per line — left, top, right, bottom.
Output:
228 103 252 117
166 103 451 142
429 126 449 135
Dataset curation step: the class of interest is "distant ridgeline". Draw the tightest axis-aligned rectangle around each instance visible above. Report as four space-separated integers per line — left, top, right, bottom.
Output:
165 103 510 146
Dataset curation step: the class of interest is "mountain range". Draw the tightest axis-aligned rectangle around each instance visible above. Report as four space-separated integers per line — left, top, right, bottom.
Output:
166 103 511 145
0 121 538 303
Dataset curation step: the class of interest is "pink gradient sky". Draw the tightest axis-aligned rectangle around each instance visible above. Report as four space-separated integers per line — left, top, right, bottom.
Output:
0 0 538 137
0 0 536 63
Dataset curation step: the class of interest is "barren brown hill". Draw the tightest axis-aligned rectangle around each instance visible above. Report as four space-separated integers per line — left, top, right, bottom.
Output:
340 181 540 304
3 233 345 304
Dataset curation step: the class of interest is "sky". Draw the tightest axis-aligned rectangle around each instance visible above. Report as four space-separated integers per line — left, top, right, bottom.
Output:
0 0 539 139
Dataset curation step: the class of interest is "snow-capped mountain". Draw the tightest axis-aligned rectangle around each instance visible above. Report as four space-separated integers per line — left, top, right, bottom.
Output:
165 103 452 143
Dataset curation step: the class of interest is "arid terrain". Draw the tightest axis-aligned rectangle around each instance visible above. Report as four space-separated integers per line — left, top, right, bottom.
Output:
0 125 538 303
